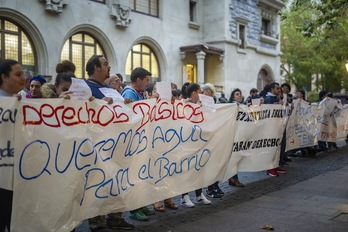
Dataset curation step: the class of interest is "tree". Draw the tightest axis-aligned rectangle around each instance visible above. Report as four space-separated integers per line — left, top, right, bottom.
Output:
289 0 348 37
280 1 348 93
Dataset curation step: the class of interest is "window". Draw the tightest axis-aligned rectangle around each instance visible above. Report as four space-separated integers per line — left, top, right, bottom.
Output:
61 32 106 79
190 0 197 22
125 43 160 82
130 0 158 17
0 18 36 72
188 0 200 29
235 17 249 50
261 18 271 36
238 24 246 49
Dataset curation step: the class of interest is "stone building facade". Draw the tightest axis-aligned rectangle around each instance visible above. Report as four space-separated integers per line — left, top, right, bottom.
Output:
0 0 285 98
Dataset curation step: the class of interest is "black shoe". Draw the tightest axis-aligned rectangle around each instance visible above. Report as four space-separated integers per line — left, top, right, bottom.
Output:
206 189 222 198
111 219 134 230
90 228 107 232
213 185 224 196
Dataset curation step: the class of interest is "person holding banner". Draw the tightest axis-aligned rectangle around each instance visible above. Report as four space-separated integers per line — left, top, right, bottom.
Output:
245 88 260 105
264 82 287 177
295 89 307 101
105 74 123 94
121 67 158 221
227 88 246 188
280 83 293 165
144 83 180 212
281 83 293 105
201 83 226 198
85 55 135 231
56 59 76 74
0 59 25 232
316 90 329 152
179 82 212 207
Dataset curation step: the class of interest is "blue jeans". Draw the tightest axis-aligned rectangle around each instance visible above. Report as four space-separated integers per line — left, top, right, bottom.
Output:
75 219 90 232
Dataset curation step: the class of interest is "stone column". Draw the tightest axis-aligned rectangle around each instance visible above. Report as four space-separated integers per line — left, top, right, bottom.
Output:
196 50 206 84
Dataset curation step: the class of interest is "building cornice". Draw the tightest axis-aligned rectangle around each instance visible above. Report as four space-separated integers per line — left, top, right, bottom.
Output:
257 0 285 12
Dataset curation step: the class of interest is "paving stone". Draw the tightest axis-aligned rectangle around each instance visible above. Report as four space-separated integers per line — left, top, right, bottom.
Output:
128 145 348 231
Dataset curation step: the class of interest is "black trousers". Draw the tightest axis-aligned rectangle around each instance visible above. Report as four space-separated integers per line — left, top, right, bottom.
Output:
280 130 287 165
0 188 12 232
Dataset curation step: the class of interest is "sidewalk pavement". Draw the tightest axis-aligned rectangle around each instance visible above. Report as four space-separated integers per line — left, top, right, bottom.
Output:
128 144 348 232
173 164 348 232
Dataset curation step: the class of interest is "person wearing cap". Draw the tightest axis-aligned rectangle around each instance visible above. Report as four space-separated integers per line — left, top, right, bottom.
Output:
26 75 47 98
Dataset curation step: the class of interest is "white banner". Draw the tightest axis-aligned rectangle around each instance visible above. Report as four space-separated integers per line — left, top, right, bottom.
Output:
286 98 348 151
316 98 341 142
232 104 287 171
335 105 348 141
286 99 318 151
0 97 18 190
12 98 238 232
0 96 345 231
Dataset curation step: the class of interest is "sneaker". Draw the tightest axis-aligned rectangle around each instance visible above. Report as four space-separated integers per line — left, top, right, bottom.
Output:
275 167 286 174
139 206 155 216
295 150 302 156
110 219 134 230
195 193 211 205
214 185 225 195
129 211 149 221
206 189 222 198
267 169 279 177
180 194 195 208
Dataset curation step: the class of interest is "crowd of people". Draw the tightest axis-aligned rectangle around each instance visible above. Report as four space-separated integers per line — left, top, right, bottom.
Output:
0 56 342 232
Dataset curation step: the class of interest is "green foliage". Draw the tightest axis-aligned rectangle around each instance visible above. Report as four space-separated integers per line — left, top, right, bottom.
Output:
307 90 319 102
289 0 348 37
280 1 348 94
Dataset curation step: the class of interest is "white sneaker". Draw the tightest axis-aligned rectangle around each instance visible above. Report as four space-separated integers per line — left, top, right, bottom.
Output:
180 194 195 208
195 193 211 205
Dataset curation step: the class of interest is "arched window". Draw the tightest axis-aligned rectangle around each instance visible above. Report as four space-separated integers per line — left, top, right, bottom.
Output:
125 43 160 82
257 68 273 90
0 18 36 72
61 32 106 79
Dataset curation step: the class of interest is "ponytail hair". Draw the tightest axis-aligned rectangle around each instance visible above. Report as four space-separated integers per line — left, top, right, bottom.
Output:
181 82 200 99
